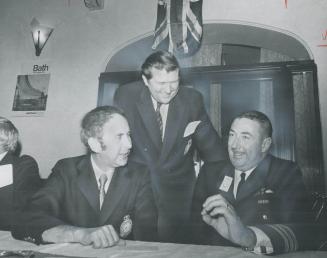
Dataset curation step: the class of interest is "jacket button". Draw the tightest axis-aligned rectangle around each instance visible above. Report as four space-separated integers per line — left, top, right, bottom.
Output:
262 214 268 220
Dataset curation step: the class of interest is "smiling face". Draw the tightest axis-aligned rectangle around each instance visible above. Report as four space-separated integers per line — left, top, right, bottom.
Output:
228 118 271 171
97 114 132 169
142 68 180 104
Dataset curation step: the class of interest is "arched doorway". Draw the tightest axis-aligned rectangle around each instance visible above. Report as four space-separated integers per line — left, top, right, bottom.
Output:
99 23 324 194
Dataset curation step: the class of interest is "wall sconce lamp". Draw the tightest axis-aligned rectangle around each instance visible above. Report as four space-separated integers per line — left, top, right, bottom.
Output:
30 18 54 56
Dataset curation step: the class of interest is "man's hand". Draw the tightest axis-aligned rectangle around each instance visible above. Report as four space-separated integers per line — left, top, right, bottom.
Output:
201 194 256 248
42 224 120 249
74 225 120 248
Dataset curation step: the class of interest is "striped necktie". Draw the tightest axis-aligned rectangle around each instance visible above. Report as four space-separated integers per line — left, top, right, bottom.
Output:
156 102 163 140
99 174 108 209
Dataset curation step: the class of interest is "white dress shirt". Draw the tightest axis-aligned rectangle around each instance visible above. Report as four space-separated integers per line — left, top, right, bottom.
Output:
91 155 114 193
233 168 255 198
232 167 274 254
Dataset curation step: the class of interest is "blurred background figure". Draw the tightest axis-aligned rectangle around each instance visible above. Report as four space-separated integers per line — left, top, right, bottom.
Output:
0 116 43 231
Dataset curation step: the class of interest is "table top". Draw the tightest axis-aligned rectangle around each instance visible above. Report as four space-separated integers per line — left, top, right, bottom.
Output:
0 231 326 258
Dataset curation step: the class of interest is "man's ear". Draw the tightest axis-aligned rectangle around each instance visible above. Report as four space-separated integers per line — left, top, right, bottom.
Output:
88 137 102 153
261 137 272 153
142 75 149 87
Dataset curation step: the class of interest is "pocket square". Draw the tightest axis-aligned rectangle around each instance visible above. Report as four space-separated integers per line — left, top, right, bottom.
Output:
183 121 201 137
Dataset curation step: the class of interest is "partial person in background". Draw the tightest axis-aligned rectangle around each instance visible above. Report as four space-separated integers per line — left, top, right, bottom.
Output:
191 110 313 254
114 50 226 242
0 116 43 231
12 106 157 249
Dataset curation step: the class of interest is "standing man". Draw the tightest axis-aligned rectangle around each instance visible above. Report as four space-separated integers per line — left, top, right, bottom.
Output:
0 116 43 230
114 51 226 242
191 111 313 254
12 106 157 248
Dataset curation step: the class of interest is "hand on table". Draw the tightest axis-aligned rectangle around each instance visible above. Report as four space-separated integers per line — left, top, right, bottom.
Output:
74 224 120 249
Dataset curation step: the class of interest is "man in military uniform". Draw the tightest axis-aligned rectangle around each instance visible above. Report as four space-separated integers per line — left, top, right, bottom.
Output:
191 110 312 254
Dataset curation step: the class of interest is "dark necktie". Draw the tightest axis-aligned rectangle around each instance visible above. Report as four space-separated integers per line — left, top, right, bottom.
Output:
156 102 163 140
236 172 246 198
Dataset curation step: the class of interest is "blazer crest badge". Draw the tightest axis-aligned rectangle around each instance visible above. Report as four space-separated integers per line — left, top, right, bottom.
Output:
120 214 132 238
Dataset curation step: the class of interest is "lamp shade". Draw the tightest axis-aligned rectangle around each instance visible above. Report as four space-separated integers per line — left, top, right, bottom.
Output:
30 18 53 56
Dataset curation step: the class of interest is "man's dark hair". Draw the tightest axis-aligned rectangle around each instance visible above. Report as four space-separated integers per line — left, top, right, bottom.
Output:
80 106 126 148
234 110 273 138
141 50 180 80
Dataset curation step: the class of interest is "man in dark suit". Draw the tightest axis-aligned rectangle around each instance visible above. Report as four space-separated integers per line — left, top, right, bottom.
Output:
191 110 313 254
12 106 157 248
114 51 226 242
0 116 43 231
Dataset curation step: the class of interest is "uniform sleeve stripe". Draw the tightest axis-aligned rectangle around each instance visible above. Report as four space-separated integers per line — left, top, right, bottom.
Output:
266 224 298 252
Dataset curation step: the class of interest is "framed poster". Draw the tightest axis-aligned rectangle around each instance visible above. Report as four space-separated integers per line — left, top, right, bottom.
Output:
12 61 51 116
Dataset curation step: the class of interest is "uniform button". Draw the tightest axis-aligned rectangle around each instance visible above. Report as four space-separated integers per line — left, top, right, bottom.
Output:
144 148 148 152
262 214 268 220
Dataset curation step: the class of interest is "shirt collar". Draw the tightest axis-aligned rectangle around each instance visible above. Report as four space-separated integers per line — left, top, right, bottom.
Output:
90 154 114 182
151 96 169 109
235 167 256 180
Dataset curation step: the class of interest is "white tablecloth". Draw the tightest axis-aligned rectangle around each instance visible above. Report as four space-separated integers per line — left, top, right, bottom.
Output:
0 231 325 258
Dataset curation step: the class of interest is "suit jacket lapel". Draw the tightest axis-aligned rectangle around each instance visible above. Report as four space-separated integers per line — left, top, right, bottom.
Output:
99 166 130 225
160 92 187 161
136 87 162 151
0 152 12 165
76 155 100 213
236 155 272 203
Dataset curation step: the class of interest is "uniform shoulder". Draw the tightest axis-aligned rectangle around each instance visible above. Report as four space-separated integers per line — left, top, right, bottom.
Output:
269 155 298 170
267 155 304 187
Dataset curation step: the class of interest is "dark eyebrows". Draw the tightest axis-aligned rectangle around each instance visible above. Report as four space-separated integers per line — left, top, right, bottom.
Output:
240 132 253 137
229 129 253 137
116 131 130 136
155 79 179 84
